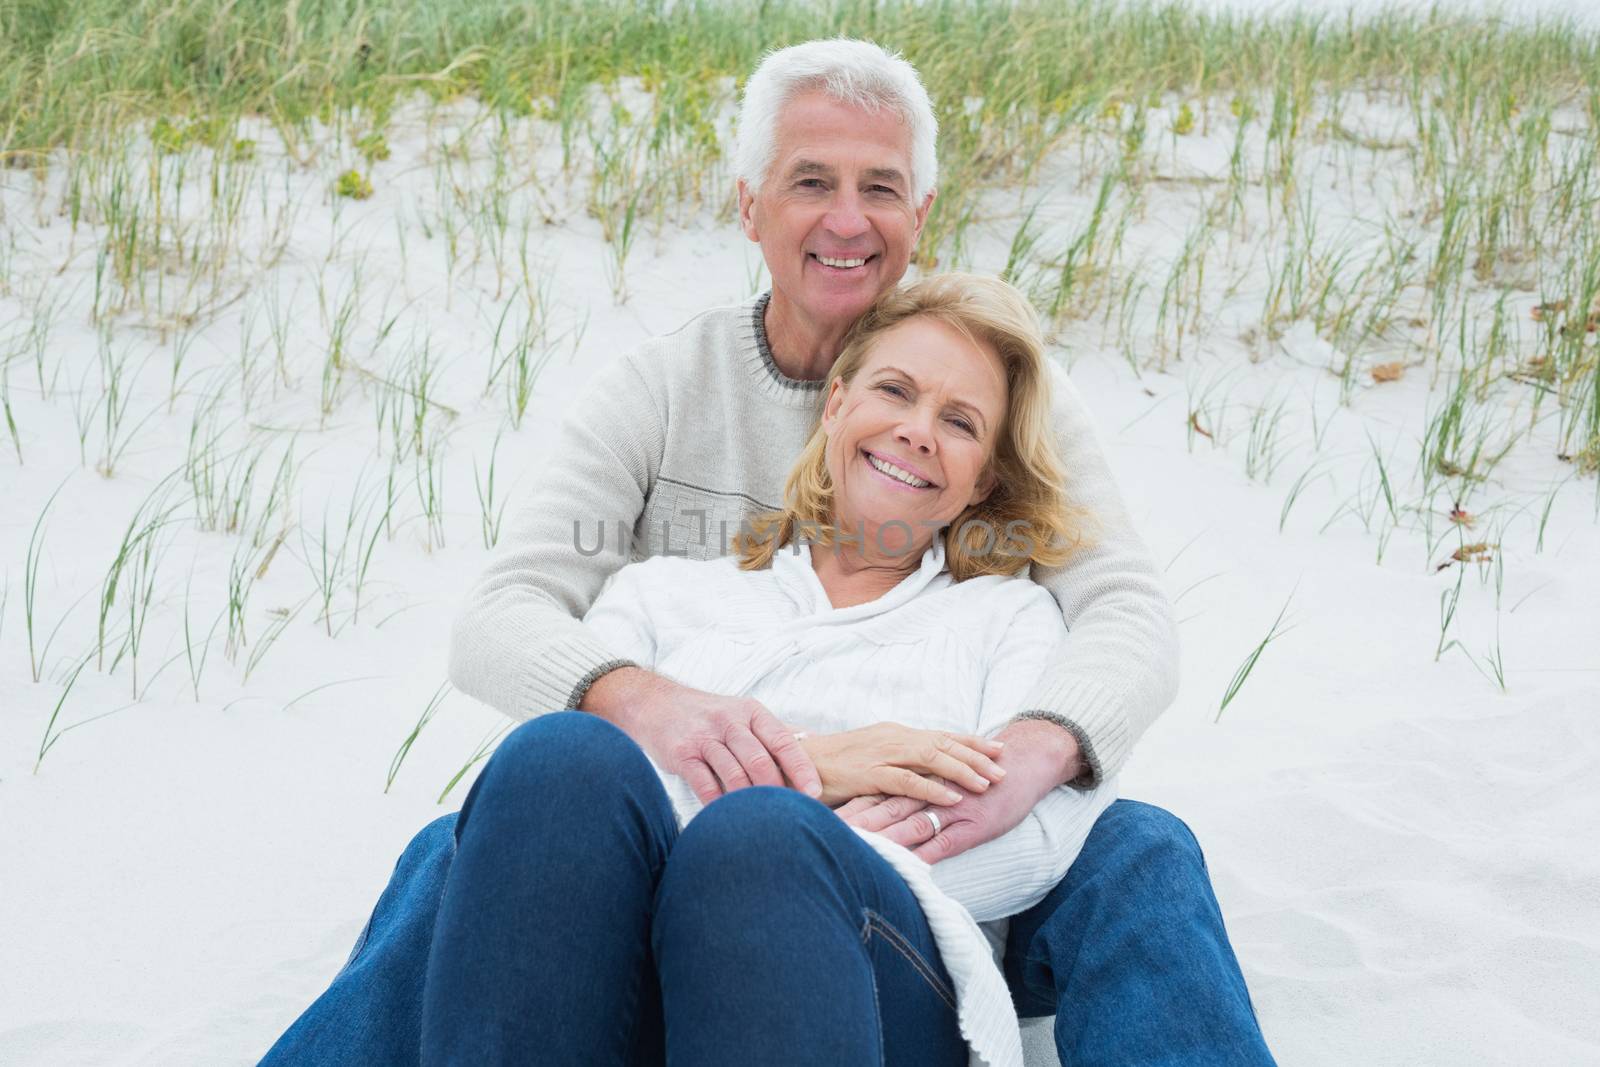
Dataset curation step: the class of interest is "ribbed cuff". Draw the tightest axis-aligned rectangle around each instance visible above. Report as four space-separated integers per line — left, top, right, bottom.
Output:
565 658 639 712
503 625 635 719
1009 675 1129 788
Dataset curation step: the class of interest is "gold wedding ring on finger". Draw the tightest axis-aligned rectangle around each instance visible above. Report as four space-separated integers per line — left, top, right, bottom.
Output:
926 810 941 835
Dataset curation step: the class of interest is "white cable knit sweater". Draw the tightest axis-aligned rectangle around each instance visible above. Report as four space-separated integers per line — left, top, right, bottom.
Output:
449 292 1179 786
580 536 1119 1067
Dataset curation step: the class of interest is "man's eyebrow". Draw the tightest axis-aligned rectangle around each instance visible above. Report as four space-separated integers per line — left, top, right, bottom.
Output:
787 160 835 179
862 167 908 187
872 365 989 431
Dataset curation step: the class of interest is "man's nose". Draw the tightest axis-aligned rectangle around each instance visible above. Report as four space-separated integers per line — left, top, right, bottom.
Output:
823 189 870 241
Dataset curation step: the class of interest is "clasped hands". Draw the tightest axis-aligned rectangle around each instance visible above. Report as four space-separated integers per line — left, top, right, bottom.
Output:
589 669 1079 863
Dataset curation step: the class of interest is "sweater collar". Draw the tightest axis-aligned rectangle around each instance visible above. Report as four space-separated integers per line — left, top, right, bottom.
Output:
740 292 828 407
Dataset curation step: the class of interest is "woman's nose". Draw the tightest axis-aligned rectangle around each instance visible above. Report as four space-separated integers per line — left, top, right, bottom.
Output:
895 409 937 454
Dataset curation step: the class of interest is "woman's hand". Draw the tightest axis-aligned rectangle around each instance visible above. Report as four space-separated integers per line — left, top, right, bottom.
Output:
836 718 1081 863
798 723 1006 808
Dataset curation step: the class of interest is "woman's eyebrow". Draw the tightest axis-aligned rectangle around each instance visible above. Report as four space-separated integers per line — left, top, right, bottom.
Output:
872 365 989 432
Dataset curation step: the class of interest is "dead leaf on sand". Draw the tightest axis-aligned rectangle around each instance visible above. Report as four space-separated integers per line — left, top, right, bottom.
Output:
1189 412 1213 440
1371 361 1405 383
1451 541 1495 563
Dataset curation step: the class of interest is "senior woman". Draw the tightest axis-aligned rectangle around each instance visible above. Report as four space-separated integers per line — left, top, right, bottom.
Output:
283 274 1107 1066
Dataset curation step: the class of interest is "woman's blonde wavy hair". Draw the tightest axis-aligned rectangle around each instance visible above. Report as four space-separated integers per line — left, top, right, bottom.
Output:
735 273 1088 581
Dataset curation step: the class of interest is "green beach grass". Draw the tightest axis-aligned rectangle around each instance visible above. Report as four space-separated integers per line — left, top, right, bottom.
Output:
2 0 1597 735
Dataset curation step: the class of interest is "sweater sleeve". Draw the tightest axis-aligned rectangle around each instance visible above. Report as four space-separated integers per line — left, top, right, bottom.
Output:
448 353 665 718
1008 362 1181 787
927 586 1117 922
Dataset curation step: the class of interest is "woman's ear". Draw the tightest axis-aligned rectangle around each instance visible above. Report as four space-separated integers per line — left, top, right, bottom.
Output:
821 378 846 432
970 465 998 506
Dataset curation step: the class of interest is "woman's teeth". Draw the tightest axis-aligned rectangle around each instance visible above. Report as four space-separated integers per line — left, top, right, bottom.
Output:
866 452 931 488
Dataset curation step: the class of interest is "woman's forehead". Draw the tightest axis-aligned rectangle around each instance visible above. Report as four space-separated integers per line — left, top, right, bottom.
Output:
858 318 1007 410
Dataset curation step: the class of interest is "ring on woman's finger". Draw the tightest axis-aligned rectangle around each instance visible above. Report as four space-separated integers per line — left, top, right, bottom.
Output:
925 810 941 835
792 731 808 742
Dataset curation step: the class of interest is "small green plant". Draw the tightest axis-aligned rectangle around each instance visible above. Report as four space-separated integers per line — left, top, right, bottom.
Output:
388 682 451 792
2 357 20 462
301 500 357 638
356 132 390 162
439 722 512 803
150 116 228 155
335 169 374 200
1279 462 1328 533
25 480 69 682
1174 102 1196 136
183 573 223 703
1435 559 1465 662
1570 433 1600 475
35 650 93 773
1216 592 1296 722
474 432 510 549
150 117 185 154
244 594 312 682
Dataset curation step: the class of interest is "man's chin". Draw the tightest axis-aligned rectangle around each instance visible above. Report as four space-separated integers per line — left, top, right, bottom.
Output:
796 277 892 326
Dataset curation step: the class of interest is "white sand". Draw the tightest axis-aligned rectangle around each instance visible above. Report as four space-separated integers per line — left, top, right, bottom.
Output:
2 86 1598 1065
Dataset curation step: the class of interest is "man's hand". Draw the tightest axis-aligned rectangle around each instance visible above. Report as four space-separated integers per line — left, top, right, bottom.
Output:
836 718 1081 862
580 666 821 804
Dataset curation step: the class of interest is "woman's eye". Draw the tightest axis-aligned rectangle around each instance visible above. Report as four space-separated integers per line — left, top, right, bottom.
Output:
950 417 975 435
879 383 907 398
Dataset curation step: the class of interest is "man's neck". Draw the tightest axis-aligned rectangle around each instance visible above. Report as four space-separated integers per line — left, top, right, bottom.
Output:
763 292 854 381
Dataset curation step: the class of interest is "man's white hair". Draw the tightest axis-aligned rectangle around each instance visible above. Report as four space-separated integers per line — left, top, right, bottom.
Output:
734 38 939 203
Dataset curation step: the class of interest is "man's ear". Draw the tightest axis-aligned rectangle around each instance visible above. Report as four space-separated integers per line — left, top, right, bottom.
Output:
738 178 760 243
911 187 937 245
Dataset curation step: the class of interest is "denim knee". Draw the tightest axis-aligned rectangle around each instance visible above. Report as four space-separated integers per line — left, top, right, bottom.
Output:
666 786 834 885
460 712 660 832
1096 799 1207 875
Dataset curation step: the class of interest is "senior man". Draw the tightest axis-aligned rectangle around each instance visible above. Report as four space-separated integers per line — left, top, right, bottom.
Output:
264 39 1274 1067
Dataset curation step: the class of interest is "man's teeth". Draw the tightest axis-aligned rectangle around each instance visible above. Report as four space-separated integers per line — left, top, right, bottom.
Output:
817 255 868 268
866 453 931 488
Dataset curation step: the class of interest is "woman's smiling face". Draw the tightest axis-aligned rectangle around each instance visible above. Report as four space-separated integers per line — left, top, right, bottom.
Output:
821 314 1008 558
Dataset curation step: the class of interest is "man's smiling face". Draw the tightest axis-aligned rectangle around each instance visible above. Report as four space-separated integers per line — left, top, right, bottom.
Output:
739 91 934 335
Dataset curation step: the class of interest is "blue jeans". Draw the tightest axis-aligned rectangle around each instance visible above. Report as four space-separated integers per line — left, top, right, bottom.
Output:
262 714 1274 1066
267 713 964 1066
